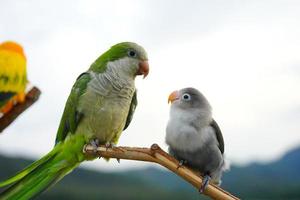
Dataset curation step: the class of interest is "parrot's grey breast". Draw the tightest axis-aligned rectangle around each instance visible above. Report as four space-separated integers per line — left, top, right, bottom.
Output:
88 68 135 99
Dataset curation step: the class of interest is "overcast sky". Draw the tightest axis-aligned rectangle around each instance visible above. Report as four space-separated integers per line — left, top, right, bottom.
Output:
0 0 300 171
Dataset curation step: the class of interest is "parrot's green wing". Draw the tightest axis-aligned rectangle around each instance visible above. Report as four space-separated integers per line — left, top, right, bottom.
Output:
123 90 137 131
210 119 224 154
55 72 91 144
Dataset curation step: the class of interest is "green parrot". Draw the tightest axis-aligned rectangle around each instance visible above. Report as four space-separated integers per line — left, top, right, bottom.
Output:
0 42 149 199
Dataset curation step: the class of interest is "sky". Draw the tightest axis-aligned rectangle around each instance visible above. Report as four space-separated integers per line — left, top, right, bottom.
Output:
0 0 300 171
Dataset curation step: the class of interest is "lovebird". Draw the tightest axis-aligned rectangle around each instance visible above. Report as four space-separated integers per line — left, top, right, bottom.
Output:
0 41 27 117
0 42 149 199
165 87 226 192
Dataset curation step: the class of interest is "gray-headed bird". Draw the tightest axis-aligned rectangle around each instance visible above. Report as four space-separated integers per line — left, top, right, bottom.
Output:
166 87 226 192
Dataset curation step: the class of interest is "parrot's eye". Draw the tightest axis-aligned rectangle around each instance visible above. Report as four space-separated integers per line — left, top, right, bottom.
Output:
128 50 137 57
182 93 191 101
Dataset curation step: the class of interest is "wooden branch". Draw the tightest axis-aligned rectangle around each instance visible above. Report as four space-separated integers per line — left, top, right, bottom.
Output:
0 86 41 133
83 143 239 200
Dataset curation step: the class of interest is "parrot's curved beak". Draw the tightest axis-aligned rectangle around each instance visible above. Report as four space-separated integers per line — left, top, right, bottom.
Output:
136 60 149 78
168 90 180 104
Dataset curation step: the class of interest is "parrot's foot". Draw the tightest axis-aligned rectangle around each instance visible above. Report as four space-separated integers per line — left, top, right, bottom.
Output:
199 175 211 193
105 142 122 163
104 142 125 152
89 139 100 153
105 142 115 149
176 160 187 170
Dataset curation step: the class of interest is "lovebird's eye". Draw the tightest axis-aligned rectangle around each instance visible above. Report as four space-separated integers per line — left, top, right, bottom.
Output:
128 50 137 57
182 93 191 101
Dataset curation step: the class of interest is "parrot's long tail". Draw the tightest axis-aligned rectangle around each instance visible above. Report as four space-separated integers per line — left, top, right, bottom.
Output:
0 144 80 200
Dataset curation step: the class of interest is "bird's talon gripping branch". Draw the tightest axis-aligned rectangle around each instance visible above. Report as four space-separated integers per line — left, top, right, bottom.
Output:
105 142 114 150
89 139 100 153
105 143 122 163
199 175 211 193
176 160 187 170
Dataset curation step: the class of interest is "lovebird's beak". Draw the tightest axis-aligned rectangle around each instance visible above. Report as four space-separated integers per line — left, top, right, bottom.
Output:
136 60 149 78
168 90 180 104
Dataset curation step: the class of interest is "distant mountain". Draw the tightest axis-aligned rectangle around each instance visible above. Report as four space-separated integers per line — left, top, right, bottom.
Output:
1 147 300 200
0 154 201 200
222 146 300 200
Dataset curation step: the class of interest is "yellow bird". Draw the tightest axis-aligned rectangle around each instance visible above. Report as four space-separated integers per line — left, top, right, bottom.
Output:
0 41 27 116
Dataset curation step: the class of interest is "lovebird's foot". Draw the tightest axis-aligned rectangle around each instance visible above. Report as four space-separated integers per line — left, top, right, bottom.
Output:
176 160 187 170
199 175 211 193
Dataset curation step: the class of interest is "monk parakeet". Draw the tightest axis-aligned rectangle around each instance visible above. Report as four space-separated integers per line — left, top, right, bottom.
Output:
165 87 225 193
0 41 27 117
0 42 149 199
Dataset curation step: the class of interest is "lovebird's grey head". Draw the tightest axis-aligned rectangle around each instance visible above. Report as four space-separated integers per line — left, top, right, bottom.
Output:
90 42 149 78
168 87 212 112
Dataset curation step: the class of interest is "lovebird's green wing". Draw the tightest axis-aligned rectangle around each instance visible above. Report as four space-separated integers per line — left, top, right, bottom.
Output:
55 72 91 144
123 90 137 131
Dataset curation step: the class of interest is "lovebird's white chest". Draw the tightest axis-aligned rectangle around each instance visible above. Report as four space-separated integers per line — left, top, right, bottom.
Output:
166 107 216 152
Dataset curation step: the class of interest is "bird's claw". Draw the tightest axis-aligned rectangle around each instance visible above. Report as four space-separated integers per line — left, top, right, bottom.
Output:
176 160 187 170
105 142 121 163
105 142 116 150
89 139 100 153
199 175 211 193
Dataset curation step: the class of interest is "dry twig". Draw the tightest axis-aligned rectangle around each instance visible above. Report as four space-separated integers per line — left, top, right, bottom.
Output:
0 86 41 133
84 143 239 200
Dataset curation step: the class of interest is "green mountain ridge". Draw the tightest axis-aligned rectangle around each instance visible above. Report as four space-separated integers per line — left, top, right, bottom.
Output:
1 147 300 200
